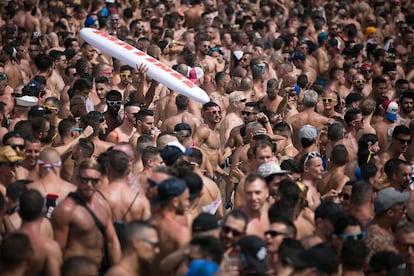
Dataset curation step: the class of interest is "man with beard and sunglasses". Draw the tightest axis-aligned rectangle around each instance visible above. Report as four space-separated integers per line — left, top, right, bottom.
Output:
149 177 191 276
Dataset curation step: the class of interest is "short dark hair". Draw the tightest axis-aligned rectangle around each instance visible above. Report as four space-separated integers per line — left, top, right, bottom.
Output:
190 236 224 264
19 190 44 222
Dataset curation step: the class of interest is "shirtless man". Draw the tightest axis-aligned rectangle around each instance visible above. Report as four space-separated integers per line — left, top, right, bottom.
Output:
81 111 114 159
161 94 202 133
111 65 134 101
219 91 246 152
48 50 66 98
314 33 330 80
209 72 232 115
398 90 414 126
0 71 15 116
51 158 121 272
17 190 62 276
326 67 349 100
21 0 41 34
379 125 411 165
138 146 164 189
106 101 140 144
321 90 342 118
149 178 191 276
289 51 317 84
195 35 224 93
343 108 365 159
193 102 225 175
27 148 76 218
129 109 155 150
237 173 269 239
154 90 178 126
372 100 399 153
94 77 110 113
262 78 283 114
99 149 151 223
106 221 160 276
318 145 350 196
21 136 41 182
2 48 23 89
286 89 330 149
327 38 344 71
300 151 324 211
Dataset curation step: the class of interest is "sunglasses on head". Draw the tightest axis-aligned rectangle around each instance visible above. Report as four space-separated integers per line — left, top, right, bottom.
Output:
79 176 100 185
71 127 83 133
353 79 366 84
322 97 336 103
205 109 221 115
339 231 365 241
222 225 242 237
303 151 321 166
107 100 122 106
264 230 289 238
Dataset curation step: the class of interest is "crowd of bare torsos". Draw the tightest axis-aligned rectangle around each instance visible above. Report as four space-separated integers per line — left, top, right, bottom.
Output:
2 0 414 275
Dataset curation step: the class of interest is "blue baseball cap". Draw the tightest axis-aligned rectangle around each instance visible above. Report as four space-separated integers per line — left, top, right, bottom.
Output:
152 178 187 205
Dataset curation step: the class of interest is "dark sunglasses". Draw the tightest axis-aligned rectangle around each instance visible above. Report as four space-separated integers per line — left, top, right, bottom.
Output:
9 144 24 151
0 73 7 81
79 176 100 185
222 225 242 237
397 138 412 145
264 230 289 238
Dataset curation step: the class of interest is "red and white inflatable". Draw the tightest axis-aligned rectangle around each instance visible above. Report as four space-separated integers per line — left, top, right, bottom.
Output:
80 28 210 104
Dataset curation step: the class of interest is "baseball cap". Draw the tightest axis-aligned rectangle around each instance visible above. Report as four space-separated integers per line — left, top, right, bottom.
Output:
236 235 268 274
317 32 328 45
186 260 220 276
299 124 318 142
381 100 398 121
328 38 341 50
174 122 192 132
188 67 204 83
345 93 363 106
374 187 410 214
153 178 187 205
84 16 98 27
291 243 338 274
192 213 220 233
0 145 24 163
160 145 193 166
28 80 41 91
288 51 305 62
15 95 38 107
257 161 290 179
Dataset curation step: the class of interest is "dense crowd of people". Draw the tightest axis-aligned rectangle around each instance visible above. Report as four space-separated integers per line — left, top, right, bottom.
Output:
1 0 414 275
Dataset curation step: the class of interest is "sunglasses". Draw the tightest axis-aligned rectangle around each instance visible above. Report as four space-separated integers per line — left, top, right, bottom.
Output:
71 127 83 133
205 109 222 115
353 79 366 84
79 176 100 185
398 243 414 252
148 178 160 187
120 73 131 79
141 238 159 248
242 111 258 116
9 144 24 151
110 18 119 22
0 73 7 81
339 192 351 200
322 97 336 103
107 100 122 106
339 231 365 241
397 138 412 145
222 225 243 237
239 98 247 103
303 151 321 166
264 230 290 238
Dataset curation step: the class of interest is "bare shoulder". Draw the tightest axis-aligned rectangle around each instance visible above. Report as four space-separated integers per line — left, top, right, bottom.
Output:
106 266 126 276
